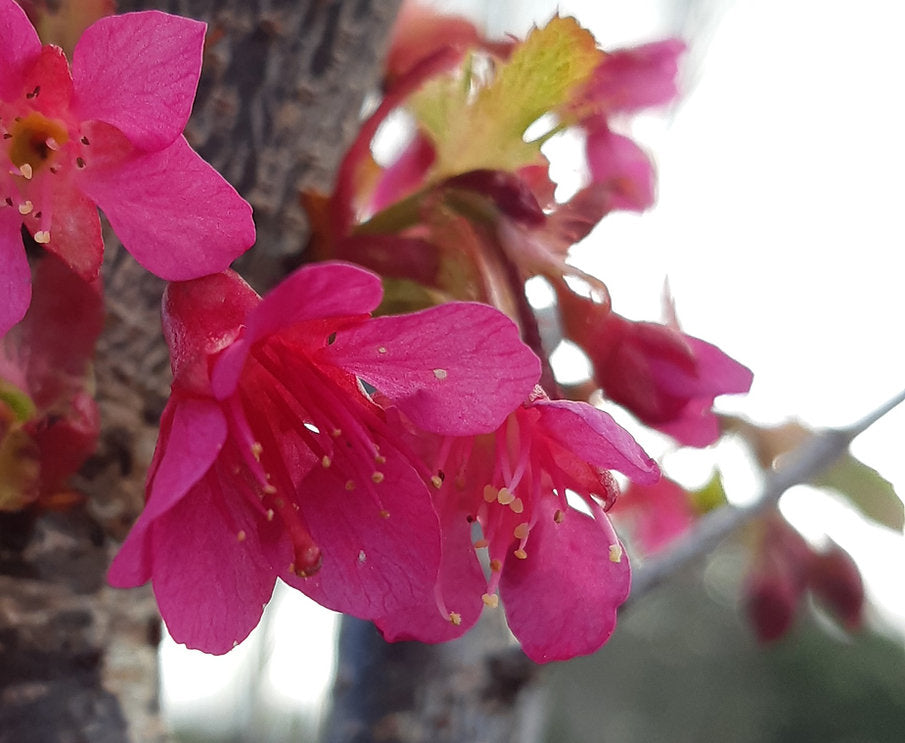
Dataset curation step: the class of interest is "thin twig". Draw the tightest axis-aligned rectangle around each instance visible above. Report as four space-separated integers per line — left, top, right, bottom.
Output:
628 388 905 603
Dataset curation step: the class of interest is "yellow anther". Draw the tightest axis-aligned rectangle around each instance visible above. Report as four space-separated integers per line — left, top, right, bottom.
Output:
513 548 528 560
377 346 387 354
345 480 356 491
263 484 277 495
358 550 366 563
431 475 444 489
17 200 32 215
45 137 60 151
509 497 524 514
513 522 530 540
473 539 489 549
33 230 50 244
375 454 386 464
379 509 391 519
251 441 263 460
553 509 565 524
321 455 332 468
483 484 497 503
496 487 515 506
331 428 342 438
237 530 247 542
266 509 275 521
19 163 33 179
371 471 385 484
490 558 503 573
482 593 499 608
449 612 462 626
608 543 623 563
433 368 448 380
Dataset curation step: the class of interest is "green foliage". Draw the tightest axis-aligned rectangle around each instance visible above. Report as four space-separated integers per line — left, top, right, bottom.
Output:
814 452 904 532
410 16 600 178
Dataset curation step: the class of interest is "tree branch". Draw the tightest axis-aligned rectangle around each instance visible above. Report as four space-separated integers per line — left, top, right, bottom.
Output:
628 388 905 602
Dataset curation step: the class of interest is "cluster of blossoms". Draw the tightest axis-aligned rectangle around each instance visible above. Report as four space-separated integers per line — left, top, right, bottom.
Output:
18 0 870 663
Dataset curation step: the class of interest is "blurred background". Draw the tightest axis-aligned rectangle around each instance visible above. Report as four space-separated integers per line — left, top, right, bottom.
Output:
162 1 905 740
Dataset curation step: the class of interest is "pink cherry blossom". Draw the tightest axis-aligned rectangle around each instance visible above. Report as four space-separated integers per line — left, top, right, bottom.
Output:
0 1 255 336
108 261 540 653
557 283 753 447
377 386 659 663
609 476 695 554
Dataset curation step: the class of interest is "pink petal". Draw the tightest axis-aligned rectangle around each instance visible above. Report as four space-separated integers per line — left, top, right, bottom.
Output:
500 503 631 663
40 174 103 282
71 10 206 151
686 336 754 396
107 396 227 587
211 262 383 399
78 134 255 280
150 472 280 653
535 398 659 484
612 477 694 554
326 302 541 435
0 0 41 100
652 398 721 448
584 39 685 115
375 503 485 643
283 440 442 625
0 210 30 338
163 271 260 396
21 45 74 117
585 125 655 212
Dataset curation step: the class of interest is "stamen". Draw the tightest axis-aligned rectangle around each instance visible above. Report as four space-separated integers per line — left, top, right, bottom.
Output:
18 163 33 179
609 543 623 563
449 612 462 626
513 522 530 540
33 230 50 244
433 368 448 380
483 485 497 503
513 548 528 560
371 471 384 483
553 509 565 523
482 593 499 608
237 530 247 542
18 201 33 215
473 538 489 549
251 441 263 461
509 497 524 514
321 455 332 468
496 487 515 506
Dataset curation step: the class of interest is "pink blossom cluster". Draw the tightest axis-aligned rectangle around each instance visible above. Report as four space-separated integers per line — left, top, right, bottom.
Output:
0 0 768 663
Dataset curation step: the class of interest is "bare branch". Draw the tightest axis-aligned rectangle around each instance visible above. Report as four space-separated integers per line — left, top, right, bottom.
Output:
628 388 905 602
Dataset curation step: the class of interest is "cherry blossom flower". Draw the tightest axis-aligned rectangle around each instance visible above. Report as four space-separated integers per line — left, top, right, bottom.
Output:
557 283 753 447
0 1 255 335
609 475 696 554
108 261 540 653
377 386 658 663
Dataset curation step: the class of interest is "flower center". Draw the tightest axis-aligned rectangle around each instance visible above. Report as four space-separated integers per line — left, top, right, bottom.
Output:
7 112 69 174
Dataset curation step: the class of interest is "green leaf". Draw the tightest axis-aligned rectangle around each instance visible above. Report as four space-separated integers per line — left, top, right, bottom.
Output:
410 15 602 178
814 452 904 532
688 471 729 515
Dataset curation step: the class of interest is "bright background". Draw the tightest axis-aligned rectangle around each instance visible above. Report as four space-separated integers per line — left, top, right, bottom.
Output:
162 1 905 738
